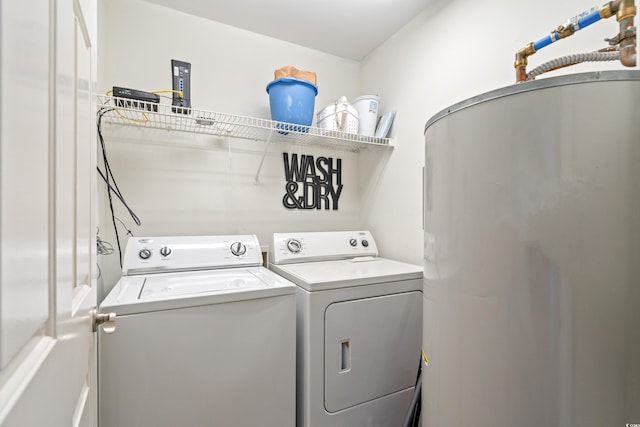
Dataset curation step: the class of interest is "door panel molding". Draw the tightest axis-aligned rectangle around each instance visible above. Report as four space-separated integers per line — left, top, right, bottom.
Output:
0 337 55 424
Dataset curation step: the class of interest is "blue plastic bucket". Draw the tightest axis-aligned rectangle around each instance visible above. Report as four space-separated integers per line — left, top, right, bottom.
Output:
266 77 318 132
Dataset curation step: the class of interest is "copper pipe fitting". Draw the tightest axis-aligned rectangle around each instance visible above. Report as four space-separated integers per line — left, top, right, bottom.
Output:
514 43 536 62
600 0 623 18
620 45 637 66
616 2 637 20
617 0 637 67
514 43 536 82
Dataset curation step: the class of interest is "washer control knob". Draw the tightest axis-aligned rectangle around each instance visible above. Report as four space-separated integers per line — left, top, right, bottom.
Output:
138 249 152 260
230 242 247 257
361 239 369 247
159 246 172 257
349 238 357 247
287 239 302 254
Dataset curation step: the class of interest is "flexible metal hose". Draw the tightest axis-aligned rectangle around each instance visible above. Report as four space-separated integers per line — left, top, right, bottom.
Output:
526 51 621 80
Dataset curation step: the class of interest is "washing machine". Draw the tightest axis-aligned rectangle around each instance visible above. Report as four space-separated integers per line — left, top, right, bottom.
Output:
269 230 423 427
98 235 296 427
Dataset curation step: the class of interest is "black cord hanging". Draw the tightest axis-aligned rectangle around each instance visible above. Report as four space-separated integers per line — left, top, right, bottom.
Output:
96 107 141 267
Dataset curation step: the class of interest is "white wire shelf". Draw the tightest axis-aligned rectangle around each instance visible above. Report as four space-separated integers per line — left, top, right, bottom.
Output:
97 95 396 152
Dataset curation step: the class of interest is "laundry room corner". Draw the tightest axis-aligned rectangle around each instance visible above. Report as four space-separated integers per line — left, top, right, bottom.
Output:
3 0 639 424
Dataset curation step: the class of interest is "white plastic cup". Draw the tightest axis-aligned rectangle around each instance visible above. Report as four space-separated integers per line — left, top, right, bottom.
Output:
351 95 379 136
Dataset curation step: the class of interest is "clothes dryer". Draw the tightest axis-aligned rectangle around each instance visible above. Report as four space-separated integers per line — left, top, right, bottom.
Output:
98 235 296 427
269 230 423 427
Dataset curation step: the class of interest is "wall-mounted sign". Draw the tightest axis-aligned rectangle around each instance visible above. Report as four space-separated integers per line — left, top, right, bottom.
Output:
282 153 343 210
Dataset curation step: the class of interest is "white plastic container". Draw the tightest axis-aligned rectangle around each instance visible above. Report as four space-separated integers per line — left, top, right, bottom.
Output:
351 95 379 136
316 97 359 134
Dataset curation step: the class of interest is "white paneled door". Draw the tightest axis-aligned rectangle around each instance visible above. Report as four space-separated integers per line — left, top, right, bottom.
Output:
0 0 98 425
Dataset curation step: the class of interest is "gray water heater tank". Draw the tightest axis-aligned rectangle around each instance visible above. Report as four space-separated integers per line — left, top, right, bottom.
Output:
423 70 640 427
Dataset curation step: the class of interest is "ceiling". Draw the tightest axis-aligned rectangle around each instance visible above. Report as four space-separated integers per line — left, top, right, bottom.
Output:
144 0 434 61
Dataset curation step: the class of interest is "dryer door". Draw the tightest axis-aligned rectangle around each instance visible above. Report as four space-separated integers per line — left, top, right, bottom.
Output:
324 291 422 412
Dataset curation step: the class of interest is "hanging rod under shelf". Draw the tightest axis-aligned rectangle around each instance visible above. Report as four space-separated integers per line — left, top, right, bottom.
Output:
96 95 396 152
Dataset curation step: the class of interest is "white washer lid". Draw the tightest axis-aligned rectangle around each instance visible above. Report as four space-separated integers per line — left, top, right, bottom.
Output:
100 267 295 315
269 257 423 292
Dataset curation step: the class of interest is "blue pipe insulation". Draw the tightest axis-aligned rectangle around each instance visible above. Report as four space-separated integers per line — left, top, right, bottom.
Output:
533 10 603 52
576 10 602 30
534 34 557 51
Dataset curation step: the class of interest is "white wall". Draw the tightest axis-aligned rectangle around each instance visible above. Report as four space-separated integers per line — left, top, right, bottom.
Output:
97 0 364 298
360 0 638 265
98 0 638 297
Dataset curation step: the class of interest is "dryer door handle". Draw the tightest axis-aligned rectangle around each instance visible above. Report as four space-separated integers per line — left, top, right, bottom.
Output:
340 340 351 372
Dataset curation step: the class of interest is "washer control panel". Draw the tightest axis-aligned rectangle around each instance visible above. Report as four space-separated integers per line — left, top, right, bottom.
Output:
270 231 378 265
123 235 262 275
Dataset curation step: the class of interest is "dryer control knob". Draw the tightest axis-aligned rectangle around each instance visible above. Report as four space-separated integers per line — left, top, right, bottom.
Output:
230 242 247 256
361 239 369 247
349 238 357 247
159 246 172 257
138 249 152 260
287 239 302 254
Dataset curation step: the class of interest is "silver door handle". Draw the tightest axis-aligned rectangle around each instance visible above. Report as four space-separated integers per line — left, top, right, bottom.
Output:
91 308 117 334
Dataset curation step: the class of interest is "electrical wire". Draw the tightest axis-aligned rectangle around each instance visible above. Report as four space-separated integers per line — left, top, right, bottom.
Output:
97 106 141 267
97 230 115 256
401 359 423 427
150 89 183 98
115 108 149 123
97 109 140 227
97 107 124 266
97 168 142 223
114 216 135 237
97 88 182 264
104 89 149 123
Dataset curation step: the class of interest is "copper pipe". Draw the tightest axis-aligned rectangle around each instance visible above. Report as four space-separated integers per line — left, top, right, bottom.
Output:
516 66 528 82
617 0 637 67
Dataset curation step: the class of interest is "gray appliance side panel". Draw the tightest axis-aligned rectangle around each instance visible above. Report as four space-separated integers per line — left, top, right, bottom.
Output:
296 287 313 427
98 295 296 427
324 291 422 413
423 77 640 426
